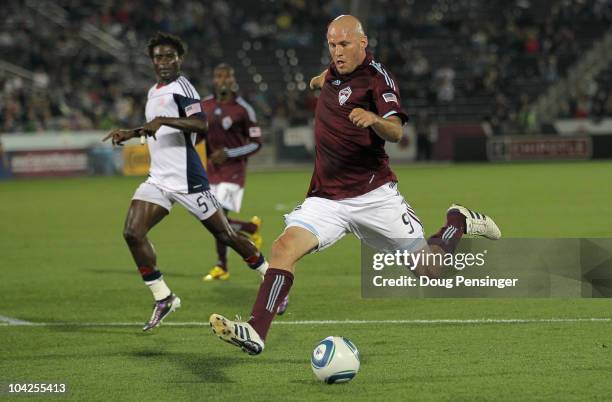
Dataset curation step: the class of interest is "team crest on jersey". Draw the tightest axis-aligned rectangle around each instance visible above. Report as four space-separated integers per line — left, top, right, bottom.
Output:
331 79 341 86
338 87 352 106
222 116 233 130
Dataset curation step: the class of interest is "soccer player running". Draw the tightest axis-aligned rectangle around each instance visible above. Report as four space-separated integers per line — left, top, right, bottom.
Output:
208 15 501 355
201 64 264 282
103 33 269 331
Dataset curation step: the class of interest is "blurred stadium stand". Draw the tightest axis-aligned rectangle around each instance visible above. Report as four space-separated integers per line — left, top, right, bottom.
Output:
1 0 611 137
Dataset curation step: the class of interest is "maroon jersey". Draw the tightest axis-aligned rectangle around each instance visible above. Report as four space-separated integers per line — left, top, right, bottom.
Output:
201 95 261 186
307 52 408 200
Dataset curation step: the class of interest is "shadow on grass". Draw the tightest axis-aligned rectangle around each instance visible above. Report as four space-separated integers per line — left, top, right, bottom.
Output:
89 268 195 279
205 285 257 301
289 379 338 386
130 350 242 383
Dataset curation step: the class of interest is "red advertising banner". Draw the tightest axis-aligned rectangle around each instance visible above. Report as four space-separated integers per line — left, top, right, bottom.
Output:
487 137 592 161
434 123 485 160
8 149 89 177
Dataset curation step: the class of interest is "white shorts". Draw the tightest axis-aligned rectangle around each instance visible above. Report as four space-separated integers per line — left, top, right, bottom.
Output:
284 182 426 253
132 182 219 221
210 182 244 212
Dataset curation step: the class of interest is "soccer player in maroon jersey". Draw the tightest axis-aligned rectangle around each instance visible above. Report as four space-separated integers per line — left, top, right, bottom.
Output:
201 64 264 282
208 15 501 355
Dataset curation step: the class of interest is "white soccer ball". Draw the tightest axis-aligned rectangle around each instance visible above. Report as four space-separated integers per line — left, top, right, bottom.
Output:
311 336 360 384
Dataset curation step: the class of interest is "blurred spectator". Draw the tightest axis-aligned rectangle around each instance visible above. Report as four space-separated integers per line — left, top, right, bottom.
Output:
415 111 433 160
409 50 430 79
539 55 559 83
1 0 611 136
434 66 455 103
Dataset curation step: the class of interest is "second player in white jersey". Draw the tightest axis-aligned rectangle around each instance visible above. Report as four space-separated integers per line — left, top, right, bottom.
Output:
145 76 207 193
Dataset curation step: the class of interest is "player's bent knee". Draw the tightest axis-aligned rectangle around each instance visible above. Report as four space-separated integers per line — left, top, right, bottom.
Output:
271 231 314 262
271 236 291 255
270 236 297 265
123 226 145 246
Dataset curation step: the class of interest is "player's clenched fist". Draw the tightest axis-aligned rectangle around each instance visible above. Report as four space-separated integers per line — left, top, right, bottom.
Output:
348 108 379 128
309 69 327 90
209 149 228 165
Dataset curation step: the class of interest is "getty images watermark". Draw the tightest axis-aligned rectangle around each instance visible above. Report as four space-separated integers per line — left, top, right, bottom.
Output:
361 239 612 298
371 249 518 289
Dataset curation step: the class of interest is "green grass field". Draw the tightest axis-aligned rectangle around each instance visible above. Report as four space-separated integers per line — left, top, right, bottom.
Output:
1 161 612 401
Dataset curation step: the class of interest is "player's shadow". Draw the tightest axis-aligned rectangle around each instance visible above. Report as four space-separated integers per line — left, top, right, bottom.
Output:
130 350 242 383
89 268 196 278
47 326 142 336
205 285 260 307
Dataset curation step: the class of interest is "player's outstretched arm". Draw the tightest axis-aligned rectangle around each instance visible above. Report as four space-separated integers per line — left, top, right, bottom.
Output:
143 116 208 135
348 108 403 142
309 69 328 90
102 128 143 146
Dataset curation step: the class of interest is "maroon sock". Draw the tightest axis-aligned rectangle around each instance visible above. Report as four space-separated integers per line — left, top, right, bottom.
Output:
427 211 466 253
248 268 294 340
215 238 228 271
138 266 162 282
228 218 257 234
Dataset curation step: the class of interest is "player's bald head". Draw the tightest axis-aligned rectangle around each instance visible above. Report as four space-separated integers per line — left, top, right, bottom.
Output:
327 15 366 38
326 15 368 75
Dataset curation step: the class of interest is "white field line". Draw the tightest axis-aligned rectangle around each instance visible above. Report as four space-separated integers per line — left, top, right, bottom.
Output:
0 315 34 325
0 318 611 327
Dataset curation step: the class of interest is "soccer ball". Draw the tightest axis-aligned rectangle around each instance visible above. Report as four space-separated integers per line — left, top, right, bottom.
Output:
311 336 360 384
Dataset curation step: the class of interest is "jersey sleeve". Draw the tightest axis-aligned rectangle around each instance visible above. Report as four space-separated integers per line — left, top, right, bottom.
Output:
245 116 262 141
236 97 262 141
225 98 262 160
173 94 206 119
372 70 409 124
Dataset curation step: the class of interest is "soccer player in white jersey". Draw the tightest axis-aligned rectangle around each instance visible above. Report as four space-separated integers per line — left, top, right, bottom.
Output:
103 33 268 331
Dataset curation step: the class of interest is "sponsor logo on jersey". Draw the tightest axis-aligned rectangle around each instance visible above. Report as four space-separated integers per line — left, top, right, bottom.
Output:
332 79 342 86
185 102 202 116
222 116 233 130
338 87 352 106
382 92 398 104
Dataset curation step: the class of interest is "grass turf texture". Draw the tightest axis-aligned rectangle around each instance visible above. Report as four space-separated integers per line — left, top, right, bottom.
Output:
1 161 611 401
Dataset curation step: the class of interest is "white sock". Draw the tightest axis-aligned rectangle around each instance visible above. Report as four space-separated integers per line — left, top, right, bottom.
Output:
256 261 269 278
146 277 172 301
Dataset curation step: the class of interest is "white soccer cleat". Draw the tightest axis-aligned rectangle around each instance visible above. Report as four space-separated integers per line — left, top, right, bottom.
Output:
448 204 502 240
209 313 264 355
